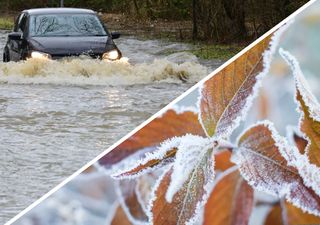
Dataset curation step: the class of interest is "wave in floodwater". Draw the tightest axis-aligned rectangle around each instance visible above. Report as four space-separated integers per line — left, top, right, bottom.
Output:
0 55 208 86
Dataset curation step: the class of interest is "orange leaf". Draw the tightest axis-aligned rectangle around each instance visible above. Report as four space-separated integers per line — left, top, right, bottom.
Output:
113 134 212 180
233 122 320 216
214 150 234 171
204 168 254 225
113 147 177 179
264 203 283 225
279 49 320 198
199 33 273 138
292 130 308 155
285 201 320 224
135 173 158 213
265 201 320 225
111 204 132 225
99 109 205 167
280 49 320 166
296 85 320 166
151 150 214 225
117 179 148 223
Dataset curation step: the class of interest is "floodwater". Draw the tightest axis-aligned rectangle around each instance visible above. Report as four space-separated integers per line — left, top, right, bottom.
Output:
0 30 222 223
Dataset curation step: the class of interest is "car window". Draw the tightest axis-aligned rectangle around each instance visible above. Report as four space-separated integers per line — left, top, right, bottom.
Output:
29 13 107 37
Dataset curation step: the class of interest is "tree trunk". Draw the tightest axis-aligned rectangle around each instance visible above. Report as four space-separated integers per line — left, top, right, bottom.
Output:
133 0 140 16
5 0 9 14
195 0 247 43
192 0 198 40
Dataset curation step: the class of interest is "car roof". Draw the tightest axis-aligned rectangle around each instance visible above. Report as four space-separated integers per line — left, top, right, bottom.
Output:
22 8 96 15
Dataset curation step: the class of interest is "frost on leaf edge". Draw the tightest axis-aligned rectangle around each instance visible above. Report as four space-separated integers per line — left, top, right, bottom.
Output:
196 22 291 139
114 180 149 225
279 48 320 155
233 120 320 217
279 49 320 197
145 144 216 225
165 136 214 203
111 136 181 179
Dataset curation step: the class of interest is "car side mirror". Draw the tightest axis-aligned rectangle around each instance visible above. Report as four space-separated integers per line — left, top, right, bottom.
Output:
8 32 22 41
111 32 120 39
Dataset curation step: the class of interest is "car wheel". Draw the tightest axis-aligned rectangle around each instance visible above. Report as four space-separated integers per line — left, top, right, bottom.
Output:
3 49 10 62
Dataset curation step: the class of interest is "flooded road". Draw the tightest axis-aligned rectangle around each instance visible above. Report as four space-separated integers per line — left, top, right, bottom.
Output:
0 30 221 223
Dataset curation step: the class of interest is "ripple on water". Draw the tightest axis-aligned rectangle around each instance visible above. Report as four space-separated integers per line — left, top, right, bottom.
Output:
0 33 219 224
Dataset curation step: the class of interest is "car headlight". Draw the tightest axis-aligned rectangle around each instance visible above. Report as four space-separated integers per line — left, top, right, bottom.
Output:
102 50 120 60
30 51 52 60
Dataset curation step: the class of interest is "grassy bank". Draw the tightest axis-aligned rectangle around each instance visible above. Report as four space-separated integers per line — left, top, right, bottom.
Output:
0 17 14 30
103 13 244 60
190 44 244 60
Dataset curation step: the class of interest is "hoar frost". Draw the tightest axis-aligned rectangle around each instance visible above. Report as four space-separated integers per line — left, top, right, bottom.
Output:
111 137 182 179
279 48 320 121
279 49 320 198
197 22 290 139
232 121 320 216
165 135 212 202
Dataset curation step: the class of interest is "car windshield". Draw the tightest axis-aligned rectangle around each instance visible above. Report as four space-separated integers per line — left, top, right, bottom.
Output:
29 13 107 37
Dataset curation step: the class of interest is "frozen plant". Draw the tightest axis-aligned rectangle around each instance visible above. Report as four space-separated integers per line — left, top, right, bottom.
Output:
98 23 320 225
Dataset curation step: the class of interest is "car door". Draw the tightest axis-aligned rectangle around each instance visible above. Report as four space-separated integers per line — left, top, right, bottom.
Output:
9 13 28 61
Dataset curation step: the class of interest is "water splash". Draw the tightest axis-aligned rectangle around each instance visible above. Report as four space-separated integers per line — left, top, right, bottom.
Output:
0 55 208 86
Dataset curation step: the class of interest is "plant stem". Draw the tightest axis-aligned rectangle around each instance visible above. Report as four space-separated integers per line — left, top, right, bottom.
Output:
211 138 235 152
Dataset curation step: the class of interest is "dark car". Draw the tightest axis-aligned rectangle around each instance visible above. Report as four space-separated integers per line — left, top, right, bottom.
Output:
3 8 122 62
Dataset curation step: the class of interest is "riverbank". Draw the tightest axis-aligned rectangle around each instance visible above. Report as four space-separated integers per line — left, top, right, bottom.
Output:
0 17 13 30
0 12 243 60
101 13 244 60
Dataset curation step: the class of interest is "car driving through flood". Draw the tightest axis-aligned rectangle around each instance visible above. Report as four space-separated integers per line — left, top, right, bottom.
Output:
3 8 122 62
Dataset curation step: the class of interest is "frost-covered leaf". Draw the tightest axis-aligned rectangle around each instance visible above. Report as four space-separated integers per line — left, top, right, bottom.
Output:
199 33 273 138
116 179 148 224
99 108 205 167
295 86 320 164
165 136 213 202
280 49 320 166
265 201 320 225
111 204 132 225
112 135 212 181
151 149 214 225
204 167 254 225
232 121 320 216
275 132 320 199
112 137 180 179
279 50 320 198
214 150 234 172
135 173 158 214
284 201 320 224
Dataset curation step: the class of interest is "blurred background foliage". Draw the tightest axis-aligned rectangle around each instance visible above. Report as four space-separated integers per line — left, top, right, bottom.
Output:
0 0 309 43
